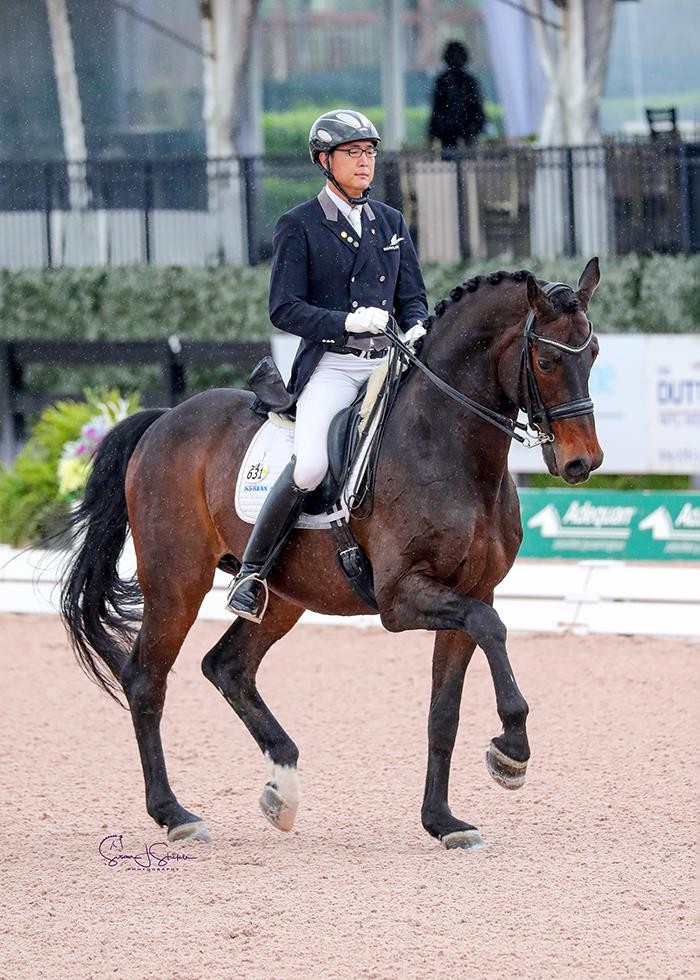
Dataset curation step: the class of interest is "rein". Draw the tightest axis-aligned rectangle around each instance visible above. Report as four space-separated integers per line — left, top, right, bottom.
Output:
384 281 594 449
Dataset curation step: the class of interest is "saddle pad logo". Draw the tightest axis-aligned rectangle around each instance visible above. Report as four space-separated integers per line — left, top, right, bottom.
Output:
246 461 268 482
383 233 404 251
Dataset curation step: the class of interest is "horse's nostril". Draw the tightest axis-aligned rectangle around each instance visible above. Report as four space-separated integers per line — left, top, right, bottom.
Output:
564 458 589 483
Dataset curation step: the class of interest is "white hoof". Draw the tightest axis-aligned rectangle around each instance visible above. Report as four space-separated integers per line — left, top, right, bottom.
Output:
259 762 301 833
259 783 297 831
441 829 486 851
167 821 213 843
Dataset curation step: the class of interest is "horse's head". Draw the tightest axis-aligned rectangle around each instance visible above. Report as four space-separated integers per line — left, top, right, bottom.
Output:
489 259 603 484
518 257 603 485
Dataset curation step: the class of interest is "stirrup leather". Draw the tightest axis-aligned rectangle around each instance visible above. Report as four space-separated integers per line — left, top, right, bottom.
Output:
227 572 270 624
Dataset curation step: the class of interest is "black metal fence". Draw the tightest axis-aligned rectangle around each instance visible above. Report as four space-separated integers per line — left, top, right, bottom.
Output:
1 140 698 269
0 338 271 464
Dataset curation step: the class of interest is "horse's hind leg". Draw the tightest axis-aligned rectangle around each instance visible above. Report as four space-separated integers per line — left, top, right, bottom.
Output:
201 594 303 832
121 573 213 843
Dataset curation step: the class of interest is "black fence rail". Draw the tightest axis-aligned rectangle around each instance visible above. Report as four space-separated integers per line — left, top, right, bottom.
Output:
1 141 699 269
0 338 271 464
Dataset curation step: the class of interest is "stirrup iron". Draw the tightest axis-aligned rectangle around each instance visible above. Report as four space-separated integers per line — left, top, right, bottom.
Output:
227 572 270 624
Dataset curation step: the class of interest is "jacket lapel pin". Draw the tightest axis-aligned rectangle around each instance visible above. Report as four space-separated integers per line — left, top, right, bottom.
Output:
383 234 404 251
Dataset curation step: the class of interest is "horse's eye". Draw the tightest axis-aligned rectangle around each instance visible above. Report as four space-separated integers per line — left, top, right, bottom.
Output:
537 357 554 372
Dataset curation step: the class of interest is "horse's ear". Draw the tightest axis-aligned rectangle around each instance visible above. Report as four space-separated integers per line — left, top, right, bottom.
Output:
577 257 600 310
526 274 556 321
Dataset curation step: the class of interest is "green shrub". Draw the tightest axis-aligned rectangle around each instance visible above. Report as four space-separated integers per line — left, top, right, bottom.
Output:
0 265 273 400
0 266 272 342
529 473 691 491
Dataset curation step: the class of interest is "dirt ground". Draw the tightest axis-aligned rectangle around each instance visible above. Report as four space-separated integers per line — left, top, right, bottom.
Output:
1 613 697 979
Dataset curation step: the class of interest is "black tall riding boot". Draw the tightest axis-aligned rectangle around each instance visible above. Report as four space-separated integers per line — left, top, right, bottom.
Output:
227 461 308 623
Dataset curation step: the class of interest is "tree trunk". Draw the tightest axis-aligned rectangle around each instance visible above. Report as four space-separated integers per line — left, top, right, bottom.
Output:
200 0 261 263
45 0 88 209
200 0 261 160
527 0 615 259
527 0 615 146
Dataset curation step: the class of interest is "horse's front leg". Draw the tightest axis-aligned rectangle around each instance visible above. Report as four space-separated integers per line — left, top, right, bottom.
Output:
422 630 483 848
381 579 530 847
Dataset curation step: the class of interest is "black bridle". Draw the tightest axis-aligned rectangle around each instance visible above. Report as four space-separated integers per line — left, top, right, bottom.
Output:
521 281 594 443
383 281 595 449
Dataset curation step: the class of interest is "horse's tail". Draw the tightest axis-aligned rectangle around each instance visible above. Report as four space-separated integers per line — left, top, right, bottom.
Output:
60 408 168 705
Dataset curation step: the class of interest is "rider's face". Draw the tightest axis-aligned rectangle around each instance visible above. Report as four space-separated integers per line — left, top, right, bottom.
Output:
322 141 376 200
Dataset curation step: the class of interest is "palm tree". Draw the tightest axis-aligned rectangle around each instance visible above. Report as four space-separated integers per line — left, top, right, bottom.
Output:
527 0 615 145
45 0 88 209
199 0 261 262
200 0 261 160
526 0 615 258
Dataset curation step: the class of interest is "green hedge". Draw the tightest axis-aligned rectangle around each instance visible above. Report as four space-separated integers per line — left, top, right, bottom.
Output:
420 254 700 335
0 254 697 402
2 253 698 344
0 266 271 342
0 266 273 396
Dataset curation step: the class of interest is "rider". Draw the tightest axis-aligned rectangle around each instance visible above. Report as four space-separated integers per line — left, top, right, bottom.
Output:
227 108 429 622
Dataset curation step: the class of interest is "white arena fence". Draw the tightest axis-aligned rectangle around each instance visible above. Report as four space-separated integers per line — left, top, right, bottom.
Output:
1 544 698 639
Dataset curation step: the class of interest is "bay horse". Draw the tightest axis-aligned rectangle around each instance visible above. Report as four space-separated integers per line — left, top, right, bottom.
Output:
61 259 602 851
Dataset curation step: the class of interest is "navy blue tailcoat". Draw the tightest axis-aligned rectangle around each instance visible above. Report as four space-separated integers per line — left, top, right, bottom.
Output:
268 187 428 400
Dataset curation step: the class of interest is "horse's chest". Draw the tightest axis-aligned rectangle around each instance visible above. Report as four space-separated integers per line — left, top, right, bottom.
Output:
392 494 518 595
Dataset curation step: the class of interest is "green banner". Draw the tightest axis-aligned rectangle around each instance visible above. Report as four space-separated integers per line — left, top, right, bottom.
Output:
518 489 700 561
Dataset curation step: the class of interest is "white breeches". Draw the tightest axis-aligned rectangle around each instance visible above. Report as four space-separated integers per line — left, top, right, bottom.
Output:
293 351 388 491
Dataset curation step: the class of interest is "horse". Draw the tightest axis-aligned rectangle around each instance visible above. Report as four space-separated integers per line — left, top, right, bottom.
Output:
60 259 602 851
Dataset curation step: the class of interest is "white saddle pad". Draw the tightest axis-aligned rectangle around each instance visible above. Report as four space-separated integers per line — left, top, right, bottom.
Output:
235 415 349 529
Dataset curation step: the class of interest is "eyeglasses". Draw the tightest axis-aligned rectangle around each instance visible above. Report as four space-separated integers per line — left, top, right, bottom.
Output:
333 146 378 159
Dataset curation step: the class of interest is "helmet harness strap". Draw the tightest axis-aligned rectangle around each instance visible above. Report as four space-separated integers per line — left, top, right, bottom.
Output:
317 153 372 207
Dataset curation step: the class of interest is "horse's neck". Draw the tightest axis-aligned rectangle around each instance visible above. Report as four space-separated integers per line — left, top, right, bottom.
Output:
421 287 523 385
398 299 523 485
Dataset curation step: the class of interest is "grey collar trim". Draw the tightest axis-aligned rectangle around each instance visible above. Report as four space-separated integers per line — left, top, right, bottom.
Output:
317 188 338 221
317 187 375 222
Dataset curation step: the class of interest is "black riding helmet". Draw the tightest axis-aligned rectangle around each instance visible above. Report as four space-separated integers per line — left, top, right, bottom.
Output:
309 109 381 205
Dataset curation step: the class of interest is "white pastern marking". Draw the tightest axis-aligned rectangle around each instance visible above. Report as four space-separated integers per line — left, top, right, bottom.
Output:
268 759 301 810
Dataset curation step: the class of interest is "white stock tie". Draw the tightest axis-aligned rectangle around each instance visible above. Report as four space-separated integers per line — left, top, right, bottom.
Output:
348 207 362 238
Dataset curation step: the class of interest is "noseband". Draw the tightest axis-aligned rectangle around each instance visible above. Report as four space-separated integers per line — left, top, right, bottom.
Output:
521 281 594 444
384 280 595 449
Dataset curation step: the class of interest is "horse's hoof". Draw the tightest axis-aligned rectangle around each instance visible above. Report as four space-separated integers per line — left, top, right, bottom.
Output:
167 820 213 843
486 742 528 790
259 781 297 832
441 829 486 851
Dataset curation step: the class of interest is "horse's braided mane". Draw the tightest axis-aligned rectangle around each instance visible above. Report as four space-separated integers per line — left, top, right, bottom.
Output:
421 268 579 339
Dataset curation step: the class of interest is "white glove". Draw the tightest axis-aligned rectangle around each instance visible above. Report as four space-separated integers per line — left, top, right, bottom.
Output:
345 307 389 335
402 321 427 350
